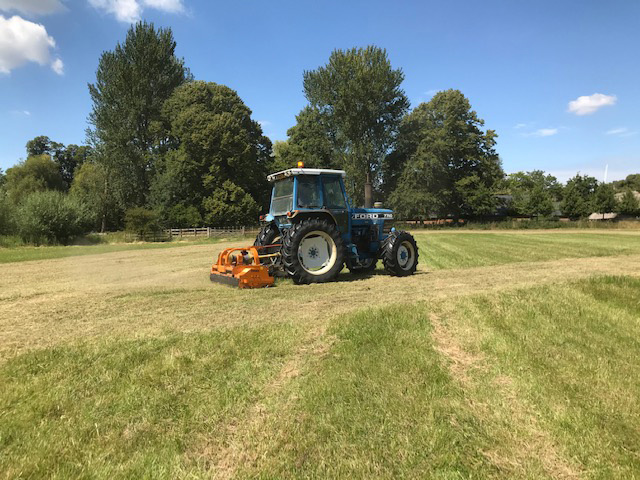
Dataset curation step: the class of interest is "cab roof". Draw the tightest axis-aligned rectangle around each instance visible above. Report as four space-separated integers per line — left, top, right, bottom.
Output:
267 168 346 183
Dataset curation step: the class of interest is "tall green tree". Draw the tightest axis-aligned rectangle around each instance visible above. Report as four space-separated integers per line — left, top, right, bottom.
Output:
506 170 561 217
26 136 61 157
274 107 342 172
88 21 189 207
25 136 91 188
303 46 409 206
593 183 617 219
70 162 120 232
561 174 598 218
151 81 271 226
616 189 640 216
4 155 65 204
0 170 15 234
389 90 503 219
612 173 640 192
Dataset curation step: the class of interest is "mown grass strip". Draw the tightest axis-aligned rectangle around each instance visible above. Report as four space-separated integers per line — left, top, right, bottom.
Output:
238 276 640 479
0 323 301 479
0 236 244 264
236 304 498 479
416 232 640 270
451 275 640 478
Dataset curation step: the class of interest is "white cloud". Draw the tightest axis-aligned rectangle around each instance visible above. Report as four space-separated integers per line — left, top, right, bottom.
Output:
568 93 617 115
89 0 184 22
526 128 558 137
89 0 140 23
514 123 527 129
0 15 62 74
142 0 184 13
9 109 31 116
0 0 65 16
51 57 63 74
606 127 637 138
258 120 271 127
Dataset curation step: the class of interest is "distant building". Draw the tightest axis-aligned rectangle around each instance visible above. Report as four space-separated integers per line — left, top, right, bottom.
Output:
588 212 618 221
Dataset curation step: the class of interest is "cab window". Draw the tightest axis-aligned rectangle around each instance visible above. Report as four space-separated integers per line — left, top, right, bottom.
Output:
322 177 346 209
297 177 321 208
271 178 293 214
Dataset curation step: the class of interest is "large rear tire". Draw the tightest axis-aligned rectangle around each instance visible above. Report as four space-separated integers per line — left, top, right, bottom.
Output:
282 218 344 284
382 230 419 276
254 223 281 253
254 223 282 273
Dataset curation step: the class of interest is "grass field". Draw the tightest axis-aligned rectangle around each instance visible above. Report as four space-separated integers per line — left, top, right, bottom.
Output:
1 230 639 479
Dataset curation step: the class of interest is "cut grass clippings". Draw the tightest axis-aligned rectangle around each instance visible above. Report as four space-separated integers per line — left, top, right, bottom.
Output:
0 236 247 264
0 323 302 479
237 276 640 479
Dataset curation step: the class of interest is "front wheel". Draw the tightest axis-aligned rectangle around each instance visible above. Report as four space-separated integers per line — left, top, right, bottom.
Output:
382 231 419 276
282 218 344 284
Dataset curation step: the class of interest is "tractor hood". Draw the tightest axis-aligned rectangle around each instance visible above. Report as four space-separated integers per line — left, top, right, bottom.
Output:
350 207 393 221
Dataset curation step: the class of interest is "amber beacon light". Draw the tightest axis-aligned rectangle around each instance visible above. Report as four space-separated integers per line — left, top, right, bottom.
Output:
297 161 304 168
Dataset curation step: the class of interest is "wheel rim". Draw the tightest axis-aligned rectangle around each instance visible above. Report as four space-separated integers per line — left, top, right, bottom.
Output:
298 230 337 275
396 240 416 270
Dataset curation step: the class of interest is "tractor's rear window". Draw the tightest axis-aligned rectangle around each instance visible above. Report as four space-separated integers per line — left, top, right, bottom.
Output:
271 178 293 214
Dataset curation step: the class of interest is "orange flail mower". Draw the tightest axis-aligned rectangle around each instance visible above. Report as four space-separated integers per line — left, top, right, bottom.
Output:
210 245 278 288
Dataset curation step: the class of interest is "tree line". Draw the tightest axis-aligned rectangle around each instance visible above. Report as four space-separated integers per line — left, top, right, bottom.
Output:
0 22 639 244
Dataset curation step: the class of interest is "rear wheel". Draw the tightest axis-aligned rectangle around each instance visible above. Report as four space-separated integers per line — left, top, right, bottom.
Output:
282 218 344 284
382 230 419 276
254 223 281 253
254 223 282 272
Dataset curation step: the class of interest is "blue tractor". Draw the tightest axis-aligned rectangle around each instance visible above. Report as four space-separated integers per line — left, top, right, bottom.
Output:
254 166 419 284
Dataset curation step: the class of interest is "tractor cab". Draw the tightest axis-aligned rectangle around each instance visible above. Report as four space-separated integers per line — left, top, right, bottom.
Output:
265 167 351 232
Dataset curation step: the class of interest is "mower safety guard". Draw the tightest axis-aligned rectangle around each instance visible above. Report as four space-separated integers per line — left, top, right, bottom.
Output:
210 245 280 289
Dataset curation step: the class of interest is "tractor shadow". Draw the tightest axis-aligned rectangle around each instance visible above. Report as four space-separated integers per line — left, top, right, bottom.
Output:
334 268 429 283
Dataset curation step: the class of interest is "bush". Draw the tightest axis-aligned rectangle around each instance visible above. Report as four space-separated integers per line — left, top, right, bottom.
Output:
124 207 161 237
0 194 17 235
166 204 202 228
18 191 93 245
202 181 259 226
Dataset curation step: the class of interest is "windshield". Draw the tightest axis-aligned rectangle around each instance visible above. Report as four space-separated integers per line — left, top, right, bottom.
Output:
271 178 293 215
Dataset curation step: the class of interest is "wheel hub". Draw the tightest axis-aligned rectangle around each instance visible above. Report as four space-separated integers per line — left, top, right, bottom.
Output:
298 230 337 275
396 241 415 270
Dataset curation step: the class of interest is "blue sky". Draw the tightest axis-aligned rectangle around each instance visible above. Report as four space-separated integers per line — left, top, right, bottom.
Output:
0 0 638 182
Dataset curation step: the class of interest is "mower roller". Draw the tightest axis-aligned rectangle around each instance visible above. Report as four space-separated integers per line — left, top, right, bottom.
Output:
209 245 278 288
210 163 419 288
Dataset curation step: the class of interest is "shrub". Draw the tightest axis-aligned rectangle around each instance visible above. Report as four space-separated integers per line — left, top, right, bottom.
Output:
202 181 259 226
617 189 640 216
166 204 202 228
125 207 161 237
18 191 93 245
0 194 17 235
